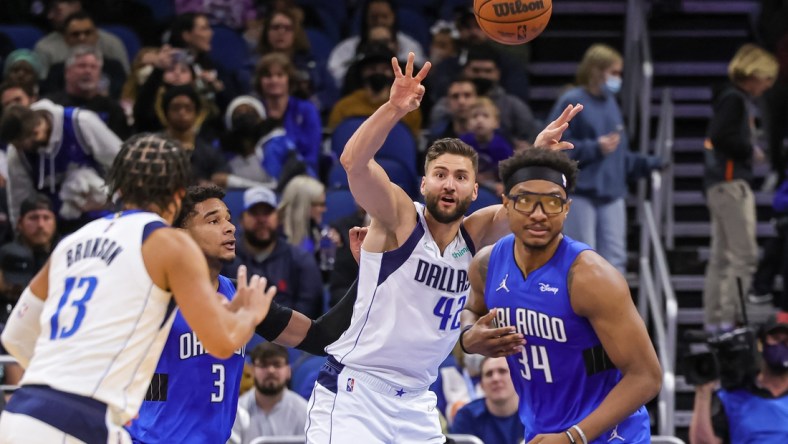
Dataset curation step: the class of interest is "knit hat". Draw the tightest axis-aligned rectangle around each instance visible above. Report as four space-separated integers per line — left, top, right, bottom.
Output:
224 95 266 130
3 49 45 80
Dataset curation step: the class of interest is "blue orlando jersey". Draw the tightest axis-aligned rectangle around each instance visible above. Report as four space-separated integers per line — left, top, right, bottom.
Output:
128 275 245 443
485 234 650 443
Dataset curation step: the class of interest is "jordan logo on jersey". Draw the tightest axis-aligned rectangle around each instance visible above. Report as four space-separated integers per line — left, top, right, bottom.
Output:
496 274 510 292
608 425 625 442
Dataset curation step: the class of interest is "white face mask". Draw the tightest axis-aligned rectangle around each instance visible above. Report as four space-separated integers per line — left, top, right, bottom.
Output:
605 75 622 94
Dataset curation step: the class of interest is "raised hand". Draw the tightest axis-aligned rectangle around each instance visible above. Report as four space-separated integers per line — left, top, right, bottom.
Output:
389 52 431 114
349 226 368 264
462 309 525 357
534 103 584 151
231 265 276 324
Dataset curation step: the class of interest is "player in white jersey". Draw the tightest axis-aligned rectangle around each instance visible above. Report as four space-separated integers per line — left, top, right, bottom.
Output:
305 52 583 443
0 133 275 444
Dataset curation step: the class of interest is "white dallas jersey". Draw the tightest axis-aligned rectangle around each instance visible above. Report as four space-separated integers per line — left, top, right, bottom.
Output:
326 202 475 388
21 211 176 426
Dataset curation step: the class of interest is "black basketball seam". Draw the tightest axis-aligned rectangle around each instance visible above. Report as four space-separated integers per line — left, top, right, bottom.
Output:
475 4 552 24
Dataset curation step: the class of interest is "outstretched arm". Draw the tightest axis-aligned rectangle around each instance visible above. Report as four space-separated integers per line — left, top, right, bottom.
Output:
339 53 431 231
463 104 583 248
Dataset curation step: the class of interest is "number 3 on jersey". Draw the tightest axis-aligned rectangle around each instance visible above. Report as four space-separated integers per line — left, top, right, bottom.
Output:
50 276 98 340
519 345 553 383
433 295 466 331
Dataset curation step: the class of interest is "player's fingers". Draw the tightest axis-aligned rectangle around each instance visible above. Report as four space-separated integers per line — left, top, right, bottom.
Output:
415 60 432 81
248 274 261 292
479 308 498 325
392 57 403 77
568 103 583 119
236 265 248 289
416 84 426 96
405 52 415 77
486 326 517 337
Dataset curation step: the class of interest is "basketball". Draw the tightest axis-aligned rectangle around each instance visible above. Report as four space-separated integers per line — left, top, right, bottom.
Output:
474 0 553 45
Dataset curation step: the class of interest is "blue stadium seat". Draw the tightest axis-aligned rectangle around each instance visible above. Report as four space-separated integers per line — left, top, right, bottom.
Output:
291 355 326 400
331 118 417 177
223 188 246 226
378 158 418 198
397 9 431 51
210 26 248 72
305 28 335 63
0 25 44 50
131 0 175 23
376 122 417 175
326 163 349 190
324 189 357 225
101 25 141 64
330 117 365 157
297 0 344 41
467 185 501 215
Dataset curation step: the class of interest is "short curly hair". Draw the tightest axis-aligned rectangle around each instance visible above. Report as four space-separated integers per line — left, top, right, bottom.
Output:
106 133 192 213
498 148 578 193
173 185 226 228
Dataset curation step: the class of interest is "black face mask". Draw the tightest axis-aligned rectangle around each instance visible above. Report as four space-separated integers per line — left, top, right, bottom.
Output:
471 77 494 96
363 73 392 93
231 113 263 141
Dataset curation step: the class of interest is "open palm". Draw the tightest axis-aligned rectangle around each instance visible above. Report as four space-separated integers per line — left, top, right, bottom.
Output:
389 52 431 114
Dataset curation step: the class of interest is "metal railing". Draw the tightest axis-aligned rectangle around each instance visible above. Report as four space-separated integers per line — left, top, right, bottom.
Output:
637 88 678 436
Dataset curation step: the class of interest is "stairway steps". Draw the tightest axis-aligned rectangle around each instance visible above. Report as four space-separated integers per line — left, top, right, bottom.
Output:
673 163 771 178
671 190 773 206
672 221 775 238
552 1 627 15
681 1 760 14
654 62 728 77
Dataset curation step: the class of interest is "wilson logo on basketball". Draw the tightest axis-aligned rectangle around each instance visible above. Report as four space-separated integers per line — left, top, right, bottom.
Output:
492 0 545 17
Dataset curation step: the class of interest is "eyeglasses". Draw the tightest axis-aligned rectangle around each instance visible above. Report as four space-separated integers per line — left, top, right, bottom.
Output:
507 192 566 215
254 361 287 369
270 23 294 32
67 29 95 38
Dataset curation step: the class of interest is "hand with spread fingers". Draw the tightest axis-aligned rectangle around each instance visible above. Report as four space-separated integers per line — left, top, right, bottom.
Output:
462 309 526 357
388 52 431 115
534 103 584 151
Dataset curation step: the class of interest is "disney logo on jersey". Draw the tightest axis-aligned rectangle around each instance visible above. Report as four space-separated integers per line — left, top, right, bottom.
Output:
538 283 559 294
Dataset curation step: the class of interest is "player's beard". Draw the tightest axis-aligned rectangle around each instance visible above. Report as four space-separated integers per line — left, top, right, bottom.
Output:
425 193 471 224
255 378 286 396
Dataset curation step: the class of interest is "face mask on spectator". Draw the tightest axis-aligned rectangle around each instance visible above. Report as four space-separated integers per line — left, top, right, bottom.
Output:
471 77 493 96
363 73 392 94
605 75 622 94
762 343 788 374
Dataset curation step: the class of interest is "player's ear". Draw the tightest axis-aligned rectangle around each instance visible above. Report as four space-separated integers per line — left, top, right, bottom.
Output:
564 198 572 217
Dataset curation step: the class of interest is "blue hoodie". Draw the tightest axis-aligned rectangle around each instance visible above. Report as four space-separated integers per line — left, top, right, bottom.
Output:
547 87 662 201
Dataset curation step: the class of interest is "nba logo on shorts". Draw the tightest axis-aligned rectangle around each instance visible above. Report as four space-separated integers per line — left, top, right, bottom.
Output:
517 25 527 40
346 378 355 392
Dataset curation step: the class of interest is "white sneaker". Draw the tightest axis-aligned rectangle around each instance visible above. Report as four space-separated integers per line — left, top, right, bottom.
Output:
747 292 773 304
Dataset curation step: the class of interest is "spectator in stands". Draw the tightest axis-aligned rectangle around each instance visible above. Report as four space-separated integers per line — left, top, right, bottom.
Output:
222 186 323 319
222 95 310 191
450 357 524 444
459 97 513 192
547 43 662 274
175 0 257 31
428 7 530 106
328 43 422 138
257 7 337 117
0 100 120 230
689 320 788 443
327 0 425 88
429 20 460 67
45 45 130 139
253 53 322 174
0 81 36 115
120 47 159 127
0 194 57 301
428 77 477 146
702 44 778 333
41 11 128 99
339 24 398 96
236 342 308 442
431 44 540 145
278 175 326 255
34 0 129 75
2 49 44 97
156 84 231 187
168 12 237 106
758 1 788 182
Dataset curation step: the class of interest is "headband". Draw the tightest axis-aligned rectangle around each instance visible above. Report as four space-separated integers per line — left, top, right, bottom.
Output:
504 166 568 194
